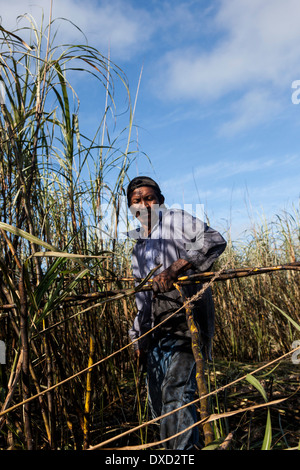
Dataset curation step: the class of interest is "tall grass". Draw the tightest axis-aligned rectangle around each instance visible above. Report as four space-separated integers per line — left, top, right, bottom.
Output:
0 14 139 450
212 205 300 362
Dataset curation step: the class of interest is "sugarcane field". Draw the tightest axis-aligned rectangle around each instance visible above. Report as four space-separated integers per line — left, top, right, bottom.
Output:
0 4 300 456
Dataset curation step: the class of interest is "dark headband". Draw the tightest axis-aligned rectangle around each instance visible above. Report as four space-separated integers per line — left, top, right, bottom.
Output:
127 176 162 203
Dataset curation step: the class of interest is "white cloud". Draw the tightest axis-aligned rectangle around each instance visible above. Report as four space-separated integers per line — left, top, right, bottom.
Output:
151 0 300 133
157 0 300 100
3 0 300 135
0 0 154 60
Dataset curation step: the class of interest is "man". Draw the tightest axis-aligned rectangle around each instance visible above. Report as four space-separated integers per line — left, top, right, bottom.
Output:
127 176 226 450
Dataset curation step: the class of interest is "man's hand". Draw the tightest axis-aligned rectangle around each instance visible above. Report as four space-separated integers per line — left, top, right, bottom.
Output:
152 259 192 296
152 266 178 294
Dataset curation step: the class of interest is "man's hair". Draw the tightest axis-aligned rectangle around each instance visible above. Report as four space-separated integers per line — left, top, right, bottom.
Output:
127 176 163 205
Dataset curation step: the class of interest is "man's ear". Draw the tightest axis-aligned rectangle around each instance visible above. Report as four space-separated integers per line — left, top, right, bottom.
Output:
159 194 165 205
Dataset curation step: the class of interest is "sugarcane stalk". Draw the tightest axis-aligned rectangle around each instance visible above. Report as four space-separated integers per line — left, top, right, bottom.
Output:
29 360 52 445
59 261 300 285
83 335 95 449
1 262 299 311
19 267 33 450
174 283 214 446
0 350 23 431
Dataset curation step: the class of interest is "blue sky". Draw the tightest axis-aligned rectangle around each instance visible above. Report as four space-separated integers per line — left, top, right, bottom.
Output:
2 0 300 240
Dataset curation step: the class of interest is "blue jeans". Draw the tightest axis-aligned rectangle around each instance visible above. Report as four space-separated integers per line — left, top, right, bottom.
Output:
147 336 199 450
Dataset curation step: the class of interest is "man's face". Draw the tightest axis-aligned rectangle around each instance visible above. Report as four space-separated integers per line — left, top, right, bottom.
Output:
129 186 162 230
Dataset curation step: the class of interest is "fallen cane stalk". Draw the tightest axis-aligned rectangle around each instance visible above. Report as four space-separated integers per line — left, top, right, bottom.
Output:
88 356 300 450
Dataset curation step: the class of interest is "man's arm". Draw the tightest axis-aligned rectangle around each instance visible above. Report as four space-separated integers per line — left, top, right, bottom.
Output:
151 219 227 294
